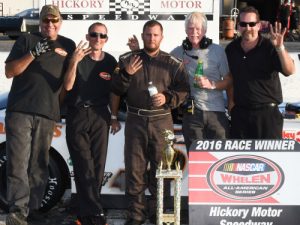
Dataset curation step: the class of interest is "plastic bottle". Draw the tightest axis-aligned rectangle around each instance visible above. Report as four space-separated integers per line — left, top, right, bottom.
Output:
193 60 203 88
148 81 158 96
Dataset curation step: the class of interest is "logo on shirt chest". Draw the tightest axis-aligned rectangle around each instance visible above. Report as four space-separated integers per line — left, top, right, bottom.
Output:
99 72 111 80
54 48 68 57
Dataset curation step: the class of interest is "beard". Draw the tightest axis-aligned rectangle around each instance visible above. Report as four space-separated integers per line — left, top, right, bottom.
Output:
143 43 160 54
241 30 254 41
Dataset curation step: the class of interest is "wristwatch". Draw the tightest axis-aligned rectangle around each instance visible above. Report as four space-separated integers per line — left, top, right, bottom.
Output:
276 45 285 52
111 115 117 120
211 81 216 90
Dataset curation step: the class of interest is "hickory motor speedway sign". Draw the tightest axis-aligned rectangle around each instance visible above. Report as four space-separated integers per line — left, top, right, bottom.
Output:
189 139 300 225
40 0 220 57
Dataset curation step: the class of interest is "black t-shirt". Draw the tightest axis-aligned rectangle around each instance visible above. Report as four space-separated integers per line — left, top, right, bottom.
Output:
225 35 284 106
66 53 117 107
5 32 76 121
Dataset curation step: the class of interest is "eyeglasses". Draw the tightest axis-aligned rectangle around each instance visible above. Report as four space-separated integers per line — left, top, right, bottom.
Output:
89 32 108 39
42 18 60 24
239 22 258 27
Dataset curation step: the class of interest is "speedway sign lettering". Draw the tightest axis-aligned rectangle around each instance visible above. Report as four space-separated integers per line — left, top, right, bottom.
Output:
42 0 214 20
189 139 300 225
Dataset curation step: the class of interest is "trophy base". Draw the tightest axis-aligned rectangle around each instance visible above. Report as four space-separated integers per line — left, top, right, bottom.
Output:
156 169 182 179
156 169 182 225
161 213 177 223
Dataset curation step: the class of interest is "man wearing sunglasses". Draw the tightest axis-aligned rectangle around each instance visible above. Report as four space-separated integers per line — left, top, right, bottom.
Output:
4 5 75 225
225 6 295 139
64 22 120 225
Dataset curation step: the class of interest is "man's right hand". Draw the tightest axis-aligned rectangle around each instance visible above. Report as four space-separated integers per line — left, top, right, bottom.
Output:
70 41 91 64
30 38 54 58
125 55 143 75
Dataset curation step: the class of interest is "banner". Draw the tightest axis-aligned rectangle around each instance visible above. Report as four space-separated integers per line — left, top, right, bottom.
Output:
42 0 215 20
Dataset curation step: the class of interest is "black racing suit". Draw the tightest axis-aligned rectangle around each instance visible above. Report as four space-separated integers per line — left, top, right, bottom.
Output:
112 49 189 222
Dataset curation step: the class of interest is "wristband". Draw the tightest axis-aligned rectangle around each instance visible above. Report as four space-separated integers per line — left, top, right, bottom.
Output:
111 115 117 120
276 45 285 52
29 51 35 59
211 81 216 90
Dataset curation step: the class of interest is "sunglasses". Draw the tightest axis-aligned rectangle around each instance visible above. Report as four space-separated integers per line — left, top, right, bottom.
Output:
42 18 60 24
89 32 108 39
239 22 258 27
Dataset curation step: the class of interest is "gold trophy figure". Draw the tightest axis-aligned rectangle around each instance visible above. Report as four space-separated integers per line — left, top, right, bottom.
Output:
156 129 182 225
162 129 176 171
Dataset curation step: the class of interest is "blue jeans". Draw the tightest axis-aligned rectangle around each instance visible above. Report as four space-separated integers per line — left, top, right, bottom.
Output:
182 109 229 150
5 112 55 216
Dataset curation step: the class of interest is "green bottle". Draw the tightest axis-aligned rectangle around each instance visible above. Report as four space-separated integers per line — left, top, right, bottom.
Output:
194 60 203 88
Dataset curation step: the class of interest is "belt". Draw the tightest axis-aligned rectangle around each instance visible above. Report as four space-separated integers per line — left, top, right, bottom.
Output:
78 104 105 108
82 103 92 108
127 106 171 117
236 103 277 110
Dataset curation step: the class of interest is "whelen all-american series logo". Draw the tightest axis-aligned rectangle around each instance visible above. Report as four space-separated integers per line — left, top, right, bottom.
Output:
207 155 284 201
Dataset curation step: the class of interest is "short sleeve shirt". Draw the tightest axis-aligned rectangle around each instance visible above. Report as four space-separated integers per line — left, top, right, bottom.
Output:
171 43 230 112
5 32 76 121
66 53 117 107
225 35 284 106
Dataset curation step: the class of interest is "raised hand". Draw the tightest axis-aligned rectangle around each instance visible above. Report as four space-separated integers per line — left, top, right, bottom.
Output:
127 35 140 51
30 38 54 58
269 22 285 48
71 41 92 63
125 55 143 75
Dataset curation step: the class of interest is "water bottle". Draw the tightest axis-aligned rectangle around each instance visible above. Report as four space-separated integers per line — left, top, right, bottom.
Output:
148 81 158 96
193 60 203 88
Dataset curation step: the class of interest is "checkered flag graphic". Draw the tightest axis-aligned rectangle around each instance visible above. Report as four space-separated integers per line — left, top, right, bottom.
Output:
110 0 150 15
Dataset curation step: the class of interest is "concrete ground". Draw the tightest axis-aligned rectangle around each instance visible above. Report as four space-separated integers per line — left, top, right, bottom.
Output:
0 207 156 225
0 199 188 225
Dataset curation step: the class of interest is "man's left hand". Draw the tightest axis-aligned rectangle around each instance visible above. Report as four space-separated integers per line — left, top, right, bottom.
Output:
269 22 285 48
198 76 215 89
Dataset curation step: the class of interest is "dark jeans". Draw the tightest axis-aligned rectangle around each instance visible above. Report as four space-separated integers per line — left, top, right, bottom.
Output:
182 109 229 150
66 106 110 217
124 114 173 222
230 105 283 139
5 112 55 216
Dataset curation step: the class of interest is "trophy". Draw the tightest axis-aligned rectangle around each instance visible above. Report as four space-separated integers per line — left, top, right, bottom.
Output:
156 129 182 225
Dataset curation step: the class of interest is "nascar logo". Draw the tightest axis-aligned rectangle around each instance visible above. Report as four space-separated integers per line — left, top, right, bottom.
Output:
207 155 284 200
223 163 266 172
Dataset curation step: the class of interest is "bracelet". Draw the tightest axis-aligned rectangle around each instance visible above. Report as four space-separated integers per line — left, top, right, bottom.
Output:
276 45 285 52
111 115 117 120
29 51 35 59
211 81 216 90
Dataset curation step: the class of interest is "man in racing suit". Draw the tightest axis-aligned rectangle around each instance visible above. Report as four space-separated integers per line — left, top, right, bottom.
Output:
112 20 189 225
